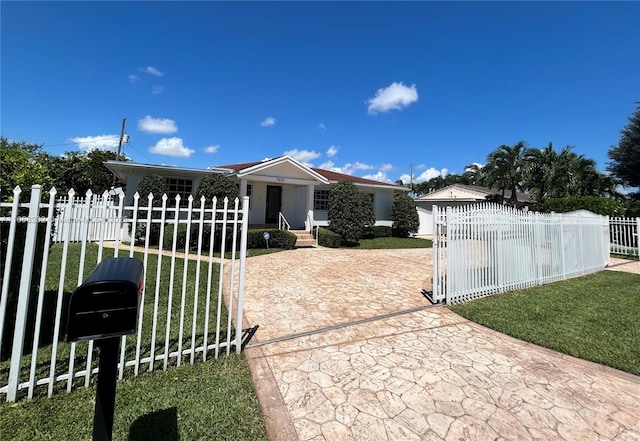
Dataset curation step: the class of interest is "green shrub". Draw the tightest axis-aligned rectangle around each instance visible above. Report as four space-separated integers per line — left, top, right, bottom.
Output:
535 196 625 217
328 182 373 242
391 193 419 237
247 229 296 249
373 226 392 238
316 227 342 248
196 173 240 202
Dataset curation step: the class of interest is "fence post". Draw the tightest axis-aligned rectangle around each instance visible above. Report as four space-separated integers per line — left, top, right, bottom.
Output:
432 205 439 302
7 185 42 402
235 196 250 353
636 217 640 259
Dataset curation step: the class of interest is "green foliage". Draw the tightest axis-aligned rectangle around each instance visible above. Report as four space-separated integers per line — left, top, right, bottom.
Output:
363 225 392 239
49 149 125 196
391 193 419 238
608 102 640 188
0 137 54 200
328 181 371 241
484 141 527 206
247 229 297 249
196 173 240 202
0 222 50 359
136 174 169 200
316 227 342 248
535 196 625 216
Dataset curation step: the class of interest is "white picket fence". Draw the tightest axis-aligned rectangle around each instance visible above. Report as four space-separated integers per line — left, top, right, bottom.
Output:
432 204 610 305
0 185 249 402
610 216 640 258
53 191 127 243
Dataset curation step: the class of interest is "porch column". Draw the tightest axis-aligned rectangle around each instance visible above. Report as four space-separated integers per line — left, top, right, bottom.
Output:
306 184 315 231
239 178 248 197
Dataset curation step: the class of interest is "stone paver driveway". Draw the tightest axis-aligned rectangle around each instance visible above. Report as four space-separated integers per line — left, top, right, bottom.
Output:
241 248 640 441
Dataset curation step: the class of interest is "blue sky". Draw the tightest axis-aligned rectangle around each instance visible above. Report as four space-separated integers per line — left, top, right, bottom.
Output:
2 1 639 184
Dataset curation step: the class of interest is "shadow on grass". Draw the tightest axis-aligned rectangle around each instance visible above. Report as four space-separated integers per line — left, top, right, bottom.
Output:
128 407 179 441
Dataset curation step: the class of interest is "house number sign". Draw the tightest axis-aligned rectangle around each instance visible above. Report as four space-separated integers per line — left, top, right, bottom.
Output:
277 177 286 182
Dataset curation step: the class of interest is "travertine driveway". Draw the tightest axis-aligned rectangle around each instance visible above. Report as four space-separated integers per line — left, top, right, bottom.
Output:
242 248 640 441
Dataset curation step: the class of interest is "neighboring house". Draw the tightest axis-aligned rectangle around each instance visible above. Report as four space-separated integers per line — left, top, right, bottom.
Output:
413 184 532 236
105 156 407 230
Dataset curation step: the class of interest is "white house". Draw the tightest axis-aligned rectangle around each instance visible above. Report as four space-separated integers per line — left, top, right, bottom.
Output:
105 156 407 230
413 184 532 236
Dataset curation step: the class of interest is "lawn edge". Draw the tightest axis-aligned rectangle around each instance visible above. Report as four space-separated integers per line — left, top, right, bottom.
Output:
446 309 640 384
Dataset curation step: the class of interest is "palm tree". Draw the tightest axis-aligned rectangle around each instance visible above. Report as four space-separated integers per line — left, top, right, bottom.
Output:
484 141 526 206
523 143 557 202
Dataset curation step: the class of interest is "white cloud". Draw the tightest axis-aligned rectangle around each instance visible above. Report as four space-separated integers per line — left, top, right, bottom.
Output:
367 82 418 114
362 171 392 183
203 145 220 154
70 135 120 152
138 115 178 134
139 66 164 77
283 149 320 166
322 161 374 175
149 137 194 158
128 74 139 82
151 86 164 95
326 145 338 157
399 167 449 184
464 162 484 171
319 161 334 170
260 117 277 127
319 123 326 133
380 163 393 173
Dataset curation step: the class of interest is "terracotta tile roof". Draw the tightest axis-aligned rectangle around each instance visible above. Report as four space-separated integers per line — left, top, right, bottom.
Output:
311 168 400 188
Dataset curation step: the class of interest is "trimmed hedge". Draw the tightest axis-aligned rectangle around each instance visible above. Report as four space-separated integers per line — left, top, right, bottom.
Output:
247 229 297 250
363 225 392 239
316 227 342 248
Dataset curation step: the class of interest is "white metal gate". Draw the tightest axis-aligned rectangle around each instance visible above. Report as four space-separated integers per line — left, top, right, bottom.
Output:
432 204 610 305
0 185 249 402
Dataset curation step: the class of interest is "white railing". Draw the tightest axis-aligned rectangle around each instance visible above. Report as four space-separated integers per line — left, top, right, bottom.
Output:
610 216 639 258
306 210 319 245
53 192 128 243
0 185 249 402
278 212 291 231
432 204 609 305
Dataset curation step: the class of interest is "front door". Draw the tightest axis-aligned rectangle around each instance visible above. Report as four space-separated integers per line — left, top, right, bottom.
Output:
265 185 282 224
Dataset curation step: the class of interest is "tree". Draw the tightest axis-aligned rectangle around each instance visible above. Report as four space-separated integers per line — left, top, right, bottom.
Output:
391 193 419 237
484 141 526 206
608 102 640 188
136 174 168 199
523 143 558 201
49 149 125 195
195 173 240 202
0 137 54 200
328 181 368 242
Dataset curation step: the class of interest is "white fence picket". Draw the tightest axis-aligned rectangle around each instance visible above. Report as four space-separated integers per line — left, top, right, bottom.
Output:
1 185 249 402
432 203 612 305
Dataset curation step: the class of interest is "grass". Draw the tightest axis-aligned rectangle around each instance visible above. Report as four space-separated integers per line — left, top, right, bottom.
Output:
449 271 640 375
0 354 267 440
346 236 432 249
1 243 267 439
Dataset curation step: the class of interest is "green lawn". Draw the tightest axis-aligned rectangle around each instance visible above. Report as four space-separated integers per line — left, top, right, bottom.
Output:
0 354 267 440
346 237 433 249
449 271 640 375
1 243 267 439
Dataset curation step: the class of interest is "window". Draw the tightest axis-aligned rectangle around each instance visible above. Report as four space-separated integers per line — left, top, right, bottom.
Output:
314 189 330 211
246 184 252 208
166 178 193 202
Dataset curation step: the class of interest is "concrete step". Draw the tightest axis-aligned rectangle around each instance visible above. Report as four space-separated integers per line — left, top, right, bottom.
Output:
290 230 317 247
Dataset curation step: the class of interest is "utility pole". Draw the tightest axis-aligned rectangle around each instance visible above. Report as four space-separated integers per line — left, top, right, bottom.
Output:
409 163 414 194
116 117 127 160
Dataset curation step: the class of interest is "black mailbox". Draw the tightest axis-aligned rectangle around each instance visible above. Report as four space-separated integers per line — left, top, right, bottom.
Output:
67 257 144 343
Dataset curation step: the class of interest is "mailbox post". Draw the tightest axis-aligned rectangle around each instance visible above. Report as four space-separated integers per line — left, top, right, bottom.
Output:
67 257 144 441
